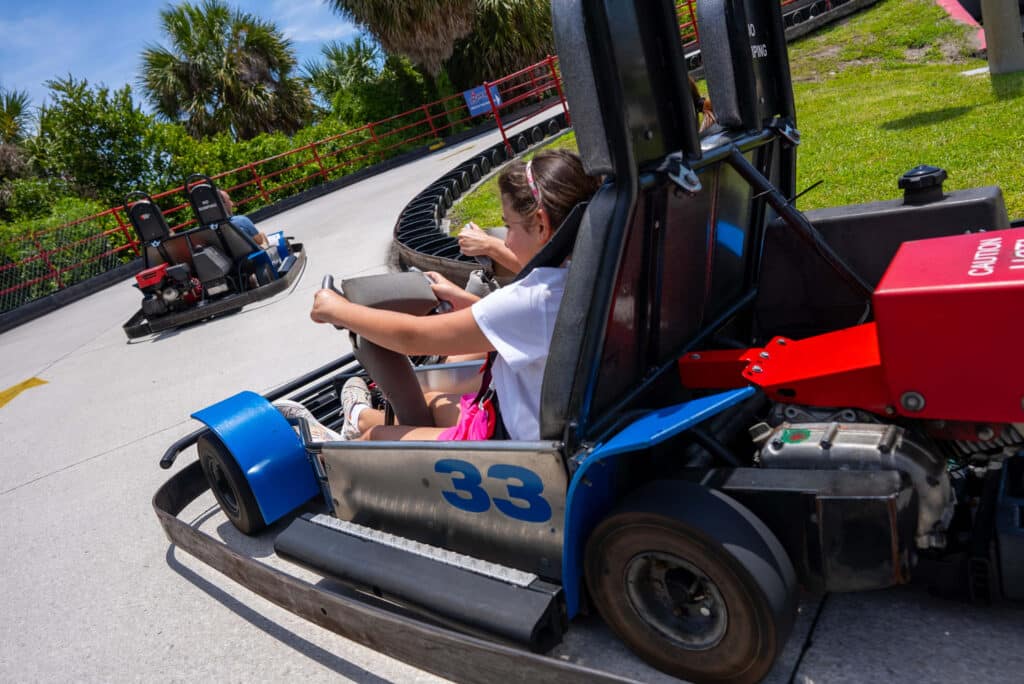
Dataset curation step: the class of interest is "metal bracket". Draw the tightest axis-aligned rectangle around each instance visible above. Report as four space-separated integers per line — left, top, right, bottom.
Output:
657 152 702 194
772 118 801 147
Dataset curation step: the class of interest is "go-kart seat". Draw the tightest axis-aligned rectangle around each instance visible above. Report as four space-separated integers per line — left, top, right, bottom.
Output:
185 175 275 282
125 192 176 269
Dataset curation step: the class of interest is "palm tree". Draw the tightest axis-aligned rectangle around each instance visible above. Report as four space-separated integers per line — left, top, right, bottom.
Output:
303 36 382 107
139 0 311 140
446 0 553 90
325 0 475 77
0 87 33 145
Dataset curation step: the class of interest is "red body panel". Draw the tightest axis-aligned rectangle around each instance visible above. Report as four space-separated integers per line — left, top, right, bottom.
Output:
873 227 1024 423
136 263 168 289
679 228 1024 424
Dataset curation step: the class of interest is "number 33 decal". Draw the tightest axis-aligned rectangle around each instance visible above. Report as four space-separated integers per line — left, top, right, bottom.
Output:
434 459 553 523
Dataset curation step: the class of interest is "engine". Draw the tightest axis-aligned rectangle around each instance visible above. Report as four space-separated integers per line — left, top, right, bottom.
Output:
135 245 234 317
752 403 1023 553
136 263 203 317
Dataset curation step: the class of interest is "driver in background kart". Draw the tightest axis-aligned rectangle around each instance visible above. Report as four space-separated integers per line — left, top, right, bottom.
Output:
309 149 599 442
219 189 271 250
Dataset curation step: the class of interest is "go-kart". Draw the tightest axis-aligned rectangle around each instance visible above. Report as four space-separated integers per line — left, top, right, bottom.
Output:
153 1 1024 682
122 174 306 339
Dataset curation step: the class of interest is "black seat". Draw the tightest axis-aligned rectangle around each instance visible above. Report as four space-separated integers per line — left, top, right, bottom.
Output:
185 174 264 260
125 191 175 269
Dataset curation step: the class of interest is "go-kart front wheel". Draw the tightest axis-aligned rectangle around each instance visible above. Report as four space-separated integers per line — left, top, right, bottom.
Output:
584 488 796 684
197 433 266 535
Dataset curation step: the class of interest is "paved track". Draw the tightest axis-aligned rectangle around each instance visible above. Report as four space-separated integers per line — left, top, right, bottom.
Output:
1 118 1021 683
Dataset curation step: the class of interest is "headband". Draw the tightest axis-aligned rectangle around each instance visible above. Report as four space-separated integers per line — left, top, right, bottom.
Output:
525 160 544 210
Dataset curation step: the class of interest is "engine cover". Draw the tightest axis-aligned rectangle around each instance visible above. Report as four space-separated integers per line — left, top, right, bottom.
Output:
874 227 1024 423
192 246 232 285
757 421 953 549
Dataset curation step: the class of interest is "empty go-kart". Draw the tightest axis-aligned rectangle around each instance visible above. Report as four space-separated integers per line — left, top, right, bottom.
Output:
122 174 305 339
153 2 1024 682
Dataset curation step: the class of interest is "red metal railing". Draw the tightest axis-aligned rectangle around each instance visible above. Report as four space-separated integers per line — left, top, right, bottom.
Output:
0 0 815 316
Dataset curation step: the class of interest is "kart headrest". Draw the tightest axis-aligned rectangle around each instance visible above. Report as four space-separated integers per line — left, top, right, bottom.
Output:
551 1 612 177
186 173 231 228
697 0 795 130
125 192 171 244
552 0 701 174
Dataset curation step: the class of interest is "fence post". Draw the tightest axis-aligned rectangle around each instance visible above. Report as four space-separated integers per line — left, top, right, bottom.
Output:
113 207 140 257
484 80 513 156
34 238 64 290
687 0 700 46
547 57 571 127
310 142 328 180
421 104 438 138
249 163 271 204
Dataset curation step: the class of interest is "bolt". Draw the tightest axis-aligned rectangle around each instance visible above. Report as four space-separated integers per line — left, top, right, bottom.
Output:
759 351 770 360
885 405 896 416
751 365 763 374
699 606 711 617
900 391 926 412
690 353 701 360
777 338 787 346
977 425 995 441
644 129 654 140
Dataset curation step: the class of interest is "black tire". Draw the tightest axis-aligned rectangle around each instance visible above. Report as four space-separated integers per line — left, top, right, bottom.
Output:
530 125 544 143
585 487 796 684
478 155 492 174
197 433 266 535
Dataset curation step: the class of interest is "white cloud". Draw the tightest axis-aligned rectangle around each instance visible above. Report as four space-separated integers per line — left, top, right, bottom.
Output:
264 0 359 44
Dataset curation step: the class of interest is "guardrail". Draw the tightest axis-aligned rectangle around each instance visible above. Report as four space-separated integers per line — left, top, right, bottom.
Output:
0 0 838 319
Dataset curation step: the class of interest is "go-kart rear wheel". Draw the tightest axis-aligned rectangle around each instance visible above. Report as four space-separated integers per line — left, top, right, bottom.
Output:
197 433 266 535
585 495 795 684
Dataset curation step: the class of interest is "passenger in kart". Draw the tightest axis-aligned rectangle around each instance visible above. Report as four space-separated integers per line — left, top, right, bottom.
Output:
310 149 600 442
218 189 271 250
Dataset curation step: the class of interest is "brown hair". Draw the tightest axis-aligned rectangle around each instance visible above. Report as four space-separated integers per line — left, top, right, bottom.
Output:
498 149 600 232
688 76 717 133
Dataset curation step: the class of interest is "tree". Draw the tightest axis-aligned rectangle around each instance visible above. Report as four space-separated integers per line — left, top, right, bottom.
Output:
446 0 554 90
32 76 157 204
0 87 33 144
140 0 312 140
326 0 475 77
303 36 382 109
302 37 429 123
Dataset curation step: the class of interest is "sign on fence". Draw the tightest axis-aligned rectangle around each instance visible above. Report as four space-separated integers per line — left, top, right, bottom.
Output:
463 85 502 117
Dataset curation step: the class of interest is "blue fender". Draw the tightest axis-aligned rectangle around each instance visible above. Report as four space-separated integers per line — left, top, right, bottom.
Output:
560 387 755 617
192 391 319 524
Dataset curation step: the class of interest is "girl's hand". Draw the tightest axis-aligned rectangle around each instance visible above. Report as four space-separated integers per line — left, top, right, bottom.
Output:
425 271 478 311
457 223 496 258
311 288 348 325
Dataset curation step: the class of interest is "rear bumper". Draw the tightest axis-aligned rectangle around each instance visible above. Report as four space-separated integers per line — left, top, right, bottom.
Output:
123 246 306 339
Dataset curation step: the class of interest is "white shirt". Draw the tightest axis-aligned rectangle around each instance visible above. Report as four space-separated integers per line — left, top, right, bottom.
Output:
470 267 567 440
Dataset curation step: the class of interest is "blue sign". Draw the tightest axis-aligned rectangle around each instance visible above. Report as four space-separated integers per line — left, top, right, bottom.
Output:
463 85 502 117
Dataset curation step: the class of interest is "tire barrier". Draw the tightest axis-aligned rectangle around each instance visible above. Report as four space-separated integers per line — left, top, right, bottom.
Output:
393 112 569 285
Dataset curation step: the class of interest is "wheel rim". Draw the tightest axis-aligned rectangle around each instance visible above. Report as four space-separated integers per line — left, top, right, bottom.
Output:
624 551 728 650
208 459 240 516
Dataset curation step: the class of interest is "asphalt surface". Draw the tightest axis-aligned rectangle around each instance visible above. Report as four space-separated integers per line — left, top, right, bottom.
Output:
2 116 1022 683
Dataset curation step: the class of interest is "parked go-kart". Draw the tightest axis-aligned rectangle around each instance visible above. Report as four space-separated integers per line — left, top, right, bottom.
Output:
153 1 1024 682
122 174 305 339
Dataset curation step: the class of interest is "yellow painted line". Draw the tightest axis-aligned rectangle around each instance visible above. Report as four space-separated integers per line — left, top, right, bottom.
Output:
0 377 47 409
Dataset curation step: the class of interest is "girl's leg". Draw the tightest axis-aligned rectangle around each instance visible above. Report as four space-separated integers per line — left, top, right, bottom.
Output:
360 425 448 441
353 390 460 433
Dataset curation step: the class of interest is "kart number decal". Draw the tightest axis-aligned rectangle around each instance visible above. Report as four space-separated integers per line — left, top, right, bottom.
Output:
435 459 490 513
434 460 552 523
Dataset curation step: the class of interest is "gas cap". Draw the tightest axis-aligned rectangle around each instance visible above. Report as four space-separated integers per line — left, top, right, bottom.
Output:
899 165 947 205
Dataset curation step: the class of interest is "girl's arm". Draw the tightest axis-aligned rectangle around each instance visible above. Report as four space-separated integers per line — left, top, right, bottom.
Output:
310 289 493 357
458 223 524 274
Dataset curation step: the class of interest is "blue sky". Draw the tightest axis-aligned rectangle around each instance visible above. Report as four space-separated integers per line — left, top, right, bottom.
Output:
0 0 360 111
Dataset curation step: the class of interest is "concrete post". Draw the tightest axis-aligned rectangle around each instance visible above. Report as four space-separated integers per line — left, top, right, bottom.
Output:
981 0 1024 74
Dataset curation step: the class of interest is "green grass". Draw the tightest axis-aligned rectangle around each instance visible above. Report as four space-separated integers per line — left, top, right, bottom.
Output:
790 0 1024 217
450 0 1024 223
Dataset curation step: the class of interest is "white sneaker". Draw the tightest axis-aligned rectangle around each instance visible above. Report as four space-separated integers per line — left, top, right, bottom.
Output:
341 376 373 440
274 399 343 442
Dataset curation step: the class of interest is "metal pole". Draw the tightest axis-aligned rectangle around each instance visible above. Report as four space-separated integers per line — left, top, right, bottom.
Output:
981 0 1024 74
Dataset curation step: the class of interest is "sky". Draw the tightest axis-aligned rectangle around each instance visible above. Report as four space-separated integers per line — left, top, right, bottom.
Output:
0 0 360 111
